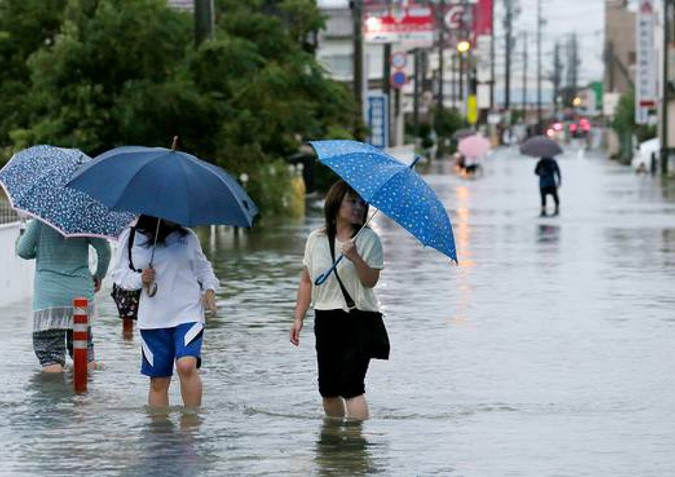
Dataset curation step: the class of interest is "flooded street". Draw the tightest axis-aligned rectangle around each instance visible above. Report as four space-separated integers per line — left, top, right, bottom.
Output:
1 146 675 476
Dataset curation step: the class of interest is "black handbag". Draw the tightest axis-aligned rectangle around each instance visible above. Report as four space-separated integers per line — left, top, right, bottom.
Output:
329 234 390 360
111 227 141 320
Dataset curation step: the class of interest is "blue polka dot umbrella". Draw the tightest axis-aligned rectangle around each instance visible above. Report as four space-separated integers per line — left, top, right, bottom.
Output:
310 140 456 284
0 145 135 238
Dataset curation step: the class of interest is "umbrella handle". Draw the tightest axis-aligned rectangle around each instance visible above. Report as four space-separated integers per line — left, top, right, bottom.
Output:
314 255 345 286
146 282 158 297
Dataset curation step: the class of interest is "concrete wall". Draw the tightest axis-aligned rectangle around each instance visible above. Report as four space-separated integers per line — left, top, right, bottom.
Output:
0 222 34 307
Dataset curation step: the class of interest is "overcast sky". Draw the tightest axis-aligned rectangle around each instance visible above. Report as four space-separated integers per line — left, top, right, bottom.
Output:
317 0 619 85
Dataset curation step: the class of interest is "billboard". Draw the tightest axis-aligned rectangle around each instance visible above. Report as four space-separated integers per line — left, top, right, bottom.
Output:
363 0 493 46
364 2 435 45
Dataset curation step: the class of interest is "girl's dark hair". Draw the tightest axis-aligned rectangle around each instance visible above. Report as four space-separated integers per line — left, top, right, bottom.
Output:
323 180 369 239
135 215 188 247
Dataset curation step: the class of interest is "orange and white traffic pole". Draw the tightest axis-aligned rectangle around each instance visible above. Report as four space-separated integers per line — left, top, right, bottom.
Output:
73 297 89 393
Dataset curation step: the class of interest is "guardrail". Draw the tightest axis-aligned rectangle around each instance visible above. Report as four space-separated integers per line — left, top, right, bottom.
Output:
0 198 19 225
0 199 19 224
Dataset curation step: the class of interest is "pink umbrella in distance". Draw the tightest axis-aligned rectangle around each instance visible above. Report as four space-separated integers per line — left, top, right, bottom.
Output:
458 135 491 158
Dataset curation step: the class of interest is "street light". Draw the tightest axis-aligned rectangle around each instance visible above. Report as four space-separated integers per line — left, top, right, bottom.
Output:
365 16 381 32
456 40 471 54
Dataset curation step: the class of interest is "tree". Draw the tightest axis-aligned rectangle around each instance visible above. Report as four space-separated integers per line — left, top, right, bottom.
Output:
0 0 357 215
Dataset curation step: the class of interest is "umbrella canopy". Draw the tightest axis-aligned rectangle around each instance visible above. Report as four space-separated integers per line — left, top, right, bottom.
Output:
520 135 563 157
310 140 456 263
458 135 491 158
0 145 135 238
66 145 258 227
452 128 475 141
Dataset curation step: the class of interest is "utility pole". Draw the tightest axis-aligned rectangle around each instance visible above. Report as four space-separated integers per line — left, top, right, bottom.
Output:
414 49 421 140
438 0 446 115
490 0 495 109
352 0 364 130
566 33 579 106
383 43 392 147
504 0 514 111
437 0 446 157
553 41 562 114
451 52 457 108
522 32 528 122
194 0 214 46
571 33 578 100
662 0 671 175
606 41 615 92
459 51 464 102
536 0 543 126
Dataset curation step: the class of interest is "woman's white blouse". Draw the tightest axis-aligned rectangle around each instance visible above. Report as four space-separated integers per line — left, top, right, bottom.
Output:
111 228 219 330
303 227 384 312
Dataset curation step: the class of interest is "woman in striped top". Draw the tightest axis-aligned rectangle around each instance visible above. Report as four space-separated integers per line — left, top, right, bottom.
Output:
16 219 111 372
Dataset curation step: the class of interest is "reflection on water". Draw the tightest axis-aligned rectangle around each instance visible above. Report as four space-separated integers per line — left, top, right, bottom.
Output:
536 224 560 244
128 410 204 477
315 419 377 476
1 148 675 475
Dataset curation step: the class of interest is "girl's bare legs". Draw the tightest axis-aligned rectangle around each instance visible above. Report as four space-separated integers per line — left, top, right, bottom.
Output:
345 394 369 421
322 397 346 418
176 356 202 408
148 377 171 407
42 364 64 373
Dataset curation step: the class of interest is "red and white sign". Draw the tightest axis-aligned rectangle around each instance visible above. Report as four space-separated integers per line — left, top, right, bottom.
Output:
363 0 493 47
364 3 434 44
636 0 657 124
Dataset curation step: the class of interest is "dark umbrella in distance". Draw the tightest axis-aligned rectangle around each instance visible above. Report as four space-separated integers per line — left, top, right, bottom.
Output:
520 135 563 157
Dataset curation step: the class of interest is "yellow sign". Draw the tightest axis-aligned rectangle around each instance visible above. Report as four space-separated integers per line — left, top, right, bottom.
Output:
467 95 478 125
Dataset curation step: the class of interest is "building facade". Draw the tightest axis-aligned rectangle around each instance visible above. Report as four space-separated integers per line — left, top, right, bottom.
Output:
603 0 636 97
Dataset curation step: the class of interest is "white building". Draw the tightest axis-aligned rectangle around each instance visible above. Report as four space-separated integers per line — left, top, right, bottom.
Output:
167 0 194 11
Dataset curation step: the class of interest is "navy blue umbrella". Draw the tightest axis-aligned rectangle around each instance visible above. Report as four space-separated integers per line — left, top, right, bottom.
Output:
66 144 258 227
0 145 135 238
67 141 258 297
310 140 457 285
520 135 563 157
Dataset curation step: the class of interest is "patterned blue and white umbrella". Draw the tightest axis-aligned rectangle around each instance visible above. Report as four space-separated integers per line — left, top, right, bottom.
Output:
0 145 135 238
310 140 457 284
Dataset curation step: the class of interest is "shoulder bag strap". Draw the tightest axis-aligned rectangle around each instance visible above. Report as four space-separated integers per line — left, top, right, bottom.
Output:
328 232 356 310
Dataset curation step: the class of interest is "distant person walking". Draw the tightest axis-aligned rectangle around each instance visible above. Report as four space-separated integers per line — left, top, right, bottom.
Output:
535 156 561 216
290 180 384 421
110 215 218 409
16 219 111 372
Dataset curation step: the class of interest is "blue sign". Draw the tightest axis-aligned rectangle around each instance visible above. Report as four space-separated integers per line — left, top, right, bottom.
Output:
391 71 407 89
367 93 389 149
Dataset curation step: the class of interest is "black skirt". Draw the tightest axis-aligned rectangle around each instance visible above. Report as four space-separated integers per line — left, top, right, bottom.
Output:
314 309 371 399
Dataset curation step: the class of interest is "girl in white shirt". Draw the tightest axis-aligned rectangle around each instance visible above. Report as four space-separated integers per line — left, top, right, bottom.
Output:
111 215 218 408
290 180 384 420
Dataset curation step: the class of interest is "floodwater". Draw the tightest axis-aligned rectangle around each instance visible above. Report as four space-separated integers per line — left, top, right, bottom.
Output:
1 145 675 476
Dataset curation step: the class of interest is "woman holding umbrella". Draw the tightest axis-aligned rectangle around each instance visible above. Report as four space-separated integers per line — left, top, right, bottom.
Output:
16 220 111 372
290 180 384 421
111 215 218 409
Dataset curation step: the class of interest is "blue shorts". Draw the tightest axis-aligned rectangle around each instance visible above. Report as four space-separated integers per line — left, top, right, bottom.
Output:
140 322 204 377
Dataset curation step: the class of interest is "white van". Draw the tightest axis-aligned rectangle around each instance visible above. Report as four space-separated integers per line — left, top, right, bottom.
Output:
632 138 659 172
